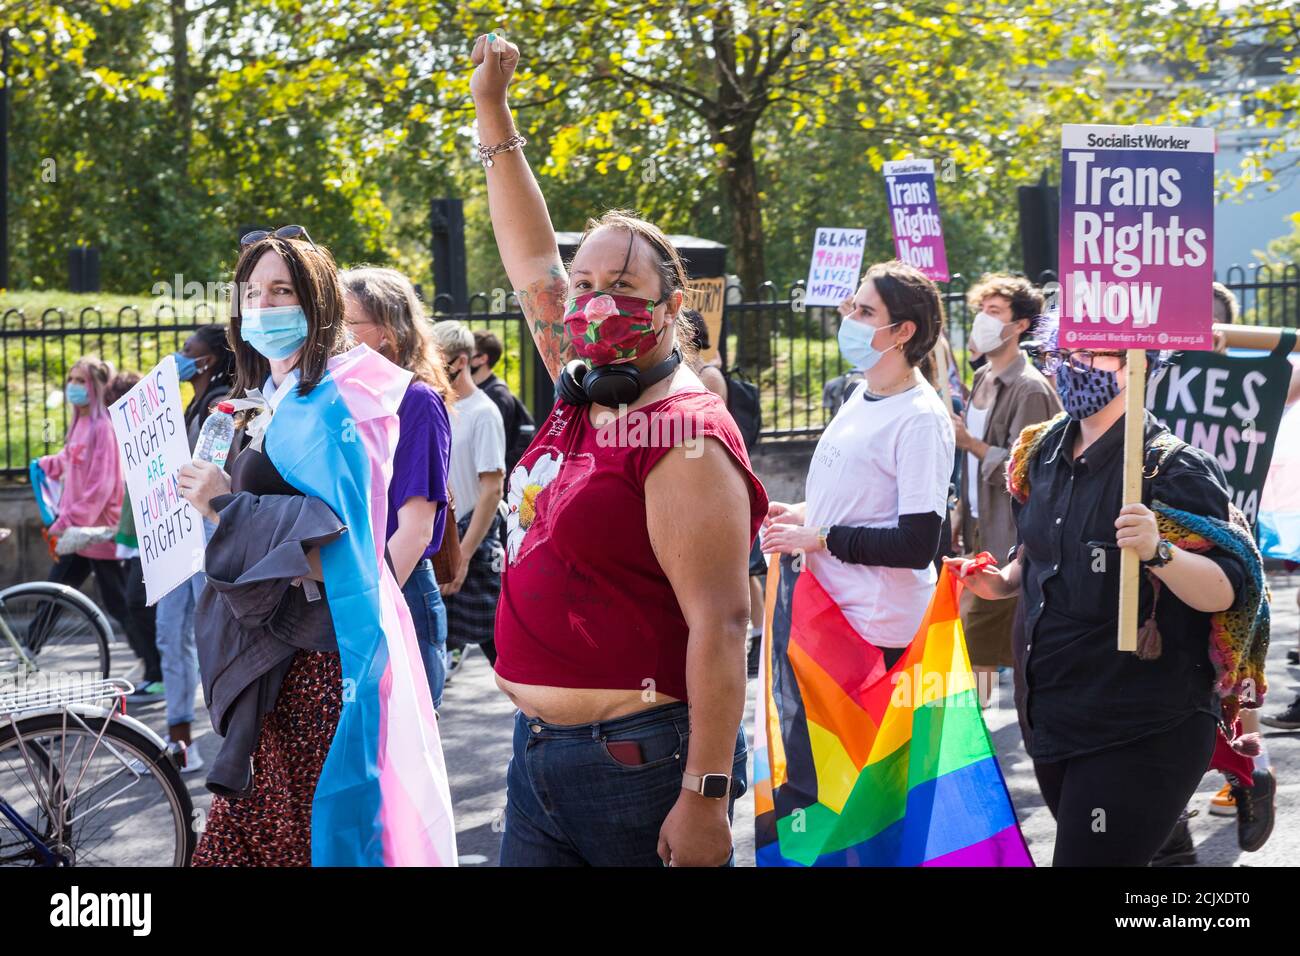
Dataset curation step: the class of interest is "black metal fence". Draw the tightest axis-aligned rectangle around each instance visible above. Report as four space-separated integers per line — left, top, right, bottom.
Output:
0 299 540 480
2 264 1298 477
719 264 1300 440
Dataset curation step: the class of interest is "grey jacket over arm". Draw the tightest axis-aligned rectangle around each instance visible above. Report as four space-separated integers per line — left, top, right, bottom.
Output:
195 490 345 799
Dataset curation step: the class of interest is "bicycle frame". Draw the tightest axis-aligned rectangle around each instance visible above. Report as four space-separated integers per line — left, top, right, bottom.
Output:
0 794 60 865
0 618 39 677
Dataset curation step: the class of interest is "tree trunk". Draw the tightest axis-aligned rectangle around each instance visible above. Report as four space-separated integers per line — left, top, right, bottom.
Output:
721 131 772 370
169 0 193 166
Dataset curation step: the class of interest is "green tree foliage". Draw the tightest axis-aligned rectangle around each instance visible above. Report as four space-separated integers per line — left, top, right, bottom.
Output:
2 0 1298 354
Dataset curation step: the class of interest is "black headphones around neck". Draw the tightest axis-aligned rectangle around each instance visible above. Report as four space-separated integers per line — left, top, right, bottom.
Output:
556 347 683 408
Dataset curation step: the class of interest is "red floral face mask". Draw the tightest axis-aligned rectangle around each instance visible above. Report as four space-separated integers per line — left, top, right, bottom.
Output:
563 291 666 366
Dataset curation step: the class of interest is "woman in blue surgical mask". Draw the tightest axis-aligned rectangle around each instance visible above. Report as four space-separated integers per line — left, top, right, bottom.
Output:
178 233 341 519
176 230 456 867
177 232 349 864
763 260 956 666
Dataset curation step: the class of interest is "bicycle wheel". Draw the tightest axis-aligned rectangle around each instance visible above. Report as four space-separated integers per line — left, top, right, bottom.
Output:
0 583 111 680
0 712 196 866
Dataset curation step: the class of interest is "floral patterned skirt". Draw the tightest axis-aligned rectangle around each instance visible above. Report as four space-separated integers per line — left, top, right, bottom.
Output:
192 649 343 867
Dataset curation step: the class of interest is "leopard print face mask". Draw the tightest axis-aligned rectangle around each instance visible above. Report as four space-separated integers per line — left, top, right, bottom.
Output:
1055 361 1122 420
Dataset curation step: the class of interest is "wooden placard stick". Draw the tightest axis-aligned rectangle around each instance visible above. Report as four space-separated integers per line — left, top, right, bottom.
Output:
1117 348 1148 652
1213 323 1300 352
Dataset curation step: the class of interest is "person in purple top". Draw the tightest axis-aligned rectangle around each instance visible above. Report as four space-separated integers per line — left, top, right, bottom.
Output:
341 267 455 708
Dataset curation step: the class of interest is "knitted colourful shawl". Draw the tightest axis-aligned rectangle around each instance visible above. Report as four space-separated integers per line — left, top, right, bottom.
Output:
1006 414 1269 726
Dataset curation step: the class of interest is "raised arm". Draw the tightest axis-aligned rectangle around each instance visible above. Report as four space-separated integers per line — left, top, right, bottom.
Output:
470 33 572 381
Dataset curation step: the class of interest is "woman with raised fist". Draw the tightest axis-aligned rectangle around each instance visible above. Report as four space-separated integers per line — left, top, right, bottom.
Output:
470 32 768 867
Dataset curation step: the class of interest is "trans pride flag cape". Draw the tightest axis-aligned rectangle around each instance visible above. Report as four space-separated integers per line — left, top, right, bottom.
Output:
754 557 1031 867
265 344 456 866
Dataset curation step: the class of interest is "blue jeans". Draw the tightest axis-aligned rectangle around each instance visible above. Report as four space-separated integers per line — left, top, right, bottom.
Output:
401 559 447 709
499 701 747 866
154 520 215 728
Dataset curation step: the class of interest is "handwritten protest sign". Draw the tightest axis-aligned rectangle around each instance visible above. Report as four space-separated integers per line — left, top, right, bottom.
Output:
689 276 727 364
110 355 205 604
1059 124 1215 350
804 227 866 308
882 159 950 282
1147 331 1296 525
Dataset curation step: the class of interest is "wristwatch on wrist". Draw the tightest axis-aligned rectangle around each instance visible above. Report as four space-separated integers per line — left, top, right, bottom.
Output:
681 771 731 799
1144 538 1175 568
817 525 831 551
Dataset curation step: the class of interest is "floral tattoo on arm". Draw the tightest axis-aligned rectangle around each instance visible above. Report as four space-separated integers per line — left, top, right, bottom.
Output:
517 263 573 381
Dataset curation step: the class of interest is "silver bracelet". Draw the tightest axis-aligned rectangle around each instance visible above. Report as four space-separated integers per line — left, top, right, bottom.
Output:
476 133 527 168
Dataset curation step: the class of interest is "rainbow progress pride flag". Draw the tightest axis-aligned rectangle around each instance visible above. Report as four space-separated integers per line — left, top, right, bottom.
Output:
754 557 1031 867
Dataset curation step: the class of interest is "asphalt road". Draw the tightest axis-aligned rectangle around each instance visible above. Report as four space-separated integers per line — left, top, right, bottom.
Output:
137 572 1298 867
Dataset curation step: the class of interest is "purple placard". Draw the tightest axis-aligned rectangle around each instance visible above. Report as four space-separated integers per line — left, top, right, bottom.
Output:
1059 124 1215 350
882 159 950 282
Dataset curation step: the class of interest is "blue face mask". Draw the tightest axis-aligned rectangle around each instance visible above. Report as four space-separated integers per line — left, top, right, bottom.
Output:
174 353 200 381
838 319 899 372
241 304 308 360
65 383 89 407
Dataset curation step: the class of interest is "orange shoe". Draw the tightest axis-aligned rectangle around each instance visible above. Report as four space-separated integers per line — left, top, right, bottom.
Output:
1209 781 1235 817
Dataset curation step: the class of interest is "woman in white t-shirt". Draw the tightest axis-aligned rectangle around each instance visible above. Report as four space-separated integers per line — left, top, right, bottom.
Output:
762 260 955 664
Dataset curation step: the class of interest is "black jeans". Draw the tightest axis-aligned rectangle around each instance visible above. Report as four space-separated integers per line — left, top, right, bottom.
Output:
47 552 130 634
1033 711 1216 866
123 557 162 684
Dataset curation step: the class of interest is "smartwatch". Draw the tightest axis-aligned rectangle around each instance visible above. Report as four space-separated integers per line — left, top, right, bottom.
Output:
817 526 831 551
1143 538 1175 569
681 771 731 799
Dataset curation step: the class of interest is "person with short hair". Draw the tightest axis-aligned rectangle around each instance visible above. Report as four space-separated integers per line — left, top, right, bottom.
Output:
951 274 1060 705
471 328 534 474
432 319 506 671
149 323 238 768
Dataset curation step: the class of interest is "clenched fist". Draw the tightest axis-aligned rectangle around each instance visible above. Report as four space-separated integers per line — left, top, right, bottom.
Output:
470 32 521 104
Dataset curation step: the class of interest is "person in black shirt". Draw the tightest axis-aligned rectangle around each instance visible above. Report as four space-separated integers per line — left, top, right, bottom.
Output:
471 329 534 474
947 346 1246 867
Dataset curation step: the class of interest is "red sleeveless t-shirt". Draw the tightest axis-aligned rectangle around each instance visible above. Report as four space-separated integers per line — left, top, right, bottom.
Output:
493 388 768 702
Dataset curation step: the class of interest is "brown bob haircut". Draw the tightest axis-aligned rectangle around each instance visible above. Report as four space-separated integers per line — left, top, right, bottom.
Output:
862 260 944 368
227 235 345 398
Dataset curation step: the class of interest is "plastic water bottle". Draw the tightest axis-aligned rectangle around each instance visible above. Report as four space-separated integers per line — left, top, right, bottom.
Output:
194 401 236 467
